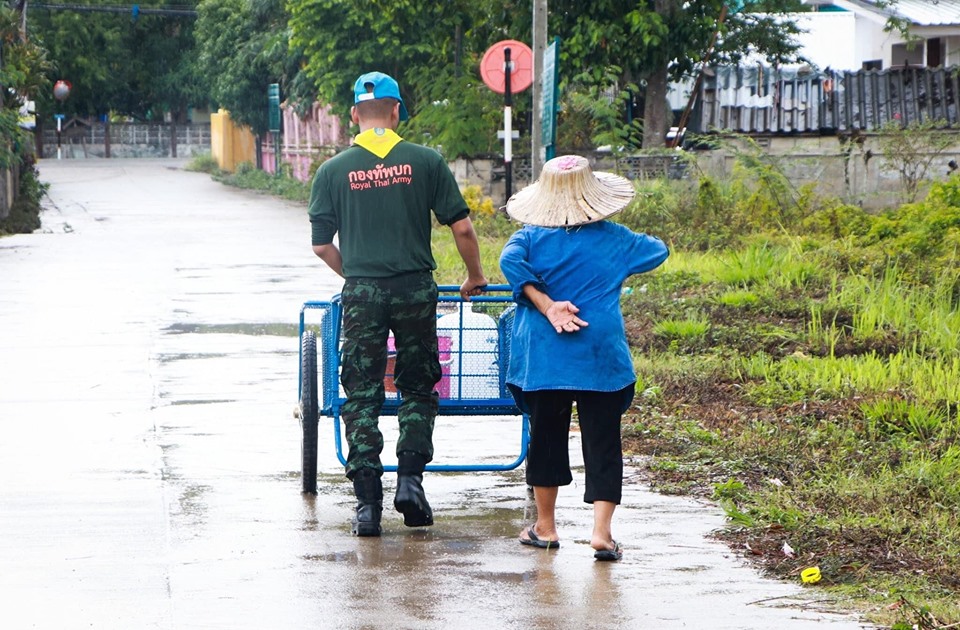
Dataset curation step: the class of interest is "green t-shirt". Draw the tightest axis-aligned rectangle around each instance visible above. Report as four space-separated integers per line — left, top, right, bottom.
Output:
308 130 469 278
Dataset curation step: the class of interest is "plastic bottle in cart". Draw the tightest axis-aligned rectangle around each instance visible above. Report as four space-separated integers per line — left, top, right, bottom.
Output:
436 303 499 399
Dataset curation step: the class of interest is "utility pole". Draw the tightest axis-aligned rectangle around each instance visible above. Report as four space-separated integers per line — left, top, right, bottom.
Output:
532 0 547 180
18 0 28 40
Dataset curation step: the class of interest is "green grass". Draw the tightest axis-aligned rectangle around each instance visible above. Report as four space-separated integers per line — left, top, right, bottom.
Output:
216 162 311 202
431 226 508 285
653 316 710 341
185 152 220 174
716 289 760 308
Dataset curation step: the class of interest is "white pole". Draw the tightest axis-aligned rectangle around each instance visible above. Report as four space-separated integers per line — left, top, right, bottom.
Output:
504 106 512 163
532 0 548 179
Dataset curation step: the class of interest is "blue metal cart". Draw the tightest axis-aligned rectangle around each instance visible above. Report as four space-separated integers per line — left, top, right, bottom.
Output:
297 285 527 494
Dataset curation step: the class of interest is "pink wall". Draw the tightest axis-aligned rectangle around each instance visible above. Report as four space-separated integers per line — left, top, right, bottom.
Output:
261 102 349 181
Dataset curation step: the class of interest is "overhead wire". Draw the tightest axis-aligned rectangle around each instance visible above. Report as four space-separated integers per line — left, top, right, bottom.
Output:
29 4 198 17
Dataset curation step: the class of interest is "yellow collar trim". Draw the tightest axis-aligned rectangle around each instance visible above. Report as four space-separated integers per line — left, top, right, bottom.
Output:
354 128 403 159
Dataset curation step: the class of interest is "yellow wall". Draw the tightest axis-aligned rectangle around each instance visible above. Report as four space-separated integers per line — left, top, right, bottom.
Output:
210 109 256 172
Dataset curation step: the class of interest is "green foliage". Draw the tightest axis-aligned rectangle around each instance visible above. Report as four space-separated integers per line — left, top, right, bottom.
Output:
559 67 643 158
214 162 311 202
0 160 49 235
288 0 525 157
285 1 806 152
0 7 50 234
876 118 956 204
726 136 814 228
615 177 960 619
196 0 309 135
431 224 507 285
802 201 874 239
549 0 805 84
401 70 503 157
716 289 759 308
805 176 960 286
548 0 805 147
618 143 819 250
461 185 495 216
653 316 710 340
30 1 203 121
713 477 747 500
861 399 950 443
185 152 220 174
0 7 51 168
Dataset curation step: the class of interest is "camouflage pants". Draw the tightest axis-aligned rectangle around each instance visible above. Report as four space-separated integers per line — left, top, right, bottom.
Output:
340 272 440 478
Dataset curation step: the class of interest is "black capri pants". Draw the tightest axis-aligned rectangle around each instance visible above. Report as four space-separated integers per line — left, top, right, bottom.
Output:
517 384 635 505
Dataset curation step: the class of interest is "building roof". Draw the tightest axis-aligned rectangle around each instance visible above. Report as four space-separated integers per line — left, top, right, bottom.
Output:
844 0 960 26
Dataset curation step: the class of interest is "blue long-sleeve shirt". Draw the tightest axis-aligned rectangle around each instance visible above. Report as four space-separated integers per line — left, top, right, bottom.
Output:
499 221 669 392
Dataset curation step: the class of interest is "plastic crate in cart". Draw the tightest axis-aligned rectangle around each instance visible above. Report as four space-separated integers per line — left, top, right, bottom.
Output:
296 285 528 494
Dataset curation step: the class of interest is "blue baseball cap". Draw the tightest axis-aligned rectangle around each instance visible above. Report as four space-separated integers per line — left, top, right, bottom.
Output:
353 71 409 121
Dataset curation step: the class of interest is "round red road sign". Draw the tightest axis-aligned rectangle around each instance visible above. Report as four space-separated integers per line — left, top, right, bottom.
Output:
480 40 533 94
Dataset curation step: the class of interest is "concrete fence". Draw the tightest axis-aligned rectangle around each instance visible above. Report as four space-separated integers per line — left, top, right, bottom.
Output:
39 121 211 159
452 135 960 211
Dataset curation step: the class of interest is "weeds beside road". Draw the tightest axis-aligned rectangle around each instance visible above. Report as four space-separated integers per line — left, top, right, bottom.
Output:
200 152 960 629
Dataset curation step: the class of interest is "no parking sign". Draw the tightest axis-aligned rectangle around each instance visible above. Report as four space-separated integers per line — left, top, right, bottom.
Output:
480 40 533 200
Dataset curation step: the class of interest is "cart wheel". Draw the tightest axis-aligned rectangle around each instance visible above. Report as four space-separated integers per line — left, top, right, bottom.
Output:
301 331 319 494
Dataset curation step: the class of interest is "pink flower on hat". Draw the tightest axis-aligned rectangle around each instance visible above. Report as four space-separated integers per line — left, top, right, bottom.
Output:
555 155 581 170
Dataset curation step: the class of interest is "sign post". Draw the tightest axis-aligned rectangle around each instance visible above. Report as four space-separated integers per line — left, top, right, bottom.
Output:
53 80 71 160
268 83 281 175
54 114 64 160
541 38 560 162
503 47 514 198
481 40 533 202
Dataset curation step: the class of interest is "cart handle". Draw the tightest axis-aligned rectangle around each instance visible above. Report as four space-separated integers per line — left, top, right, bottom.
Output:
437 283 512 300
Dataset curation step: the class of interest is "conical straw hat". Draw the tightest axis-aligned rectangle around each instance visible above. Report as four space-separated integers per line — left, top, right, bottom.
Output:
505 155 636 227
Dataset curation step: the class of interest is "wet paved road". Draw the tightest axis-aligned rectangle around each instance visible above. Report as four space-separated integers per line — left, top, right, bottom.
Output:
0 159 871 629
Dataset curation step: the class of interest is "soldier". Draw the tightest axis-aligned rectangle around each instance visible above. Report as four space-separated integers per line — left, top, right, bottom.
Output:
309 71 487 536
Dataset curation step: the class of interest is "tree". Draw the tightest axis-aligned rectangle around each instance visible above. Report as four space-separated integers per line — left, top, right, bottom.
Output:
196 0 308 136
0 5 51 166
28 1 207 122
287 1 806 156
547 0 807 148
121 13 206 123
28 6 127 119
287 0 530 156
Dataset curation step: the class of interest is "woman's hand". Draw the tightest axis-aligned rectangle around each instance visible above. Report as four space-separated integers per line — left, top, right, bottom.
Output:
544 300 588 334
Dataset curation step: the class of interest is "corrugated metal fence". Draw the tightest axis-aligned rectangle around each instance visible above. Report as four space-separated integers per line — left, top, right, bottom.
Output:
696 65 960 134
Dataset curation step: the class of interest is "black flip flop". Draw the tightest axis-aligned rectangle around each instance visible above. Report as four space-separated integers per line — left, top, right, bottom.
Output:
519 527 560 549
594 541 623 561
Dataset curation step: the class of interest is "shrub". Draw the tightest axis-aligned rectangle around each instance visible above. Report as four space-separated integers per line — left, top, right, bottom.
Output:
0 161 48 235
185 152 220 174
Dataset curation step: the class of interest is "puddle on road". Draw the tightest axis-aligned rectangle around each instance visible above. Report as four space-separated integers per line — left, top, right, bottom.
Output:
163 322 299 336
157 352 230 362
177 484 211 517
166 399 236 406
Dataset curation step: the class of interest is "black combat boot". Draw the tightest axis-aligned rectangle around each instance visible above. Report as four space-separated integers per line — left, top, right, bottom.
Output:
351 468 383 537
394 451 433 527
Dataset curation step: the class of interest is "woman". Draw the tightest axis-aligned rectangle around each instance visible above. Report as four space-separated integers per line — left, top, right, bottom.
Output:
500 155 669 561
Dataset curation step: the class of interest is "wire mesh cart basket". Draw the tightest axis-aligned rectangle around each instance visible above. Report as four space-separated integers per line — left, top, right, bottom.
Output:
296 285 527 494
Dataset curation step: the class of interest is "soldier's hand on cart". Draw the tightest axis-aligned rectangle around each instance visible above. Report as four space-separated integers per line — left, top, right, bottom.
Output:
460 276 489 300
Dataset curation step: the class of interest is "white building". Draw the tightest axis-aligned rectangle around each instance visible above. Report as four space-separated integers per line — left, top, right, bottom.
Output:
794 0 960 71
